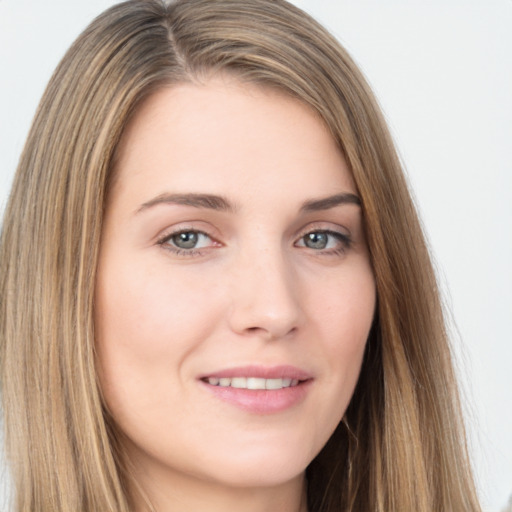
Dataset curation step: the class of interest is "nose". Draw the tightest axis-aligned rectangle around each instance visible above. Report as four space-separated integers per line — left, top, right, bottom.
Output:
227 246 303 340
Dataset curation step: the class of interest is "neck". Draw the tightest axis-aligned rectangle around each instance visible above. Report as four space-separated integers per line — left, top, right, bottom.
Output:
129 464 308 512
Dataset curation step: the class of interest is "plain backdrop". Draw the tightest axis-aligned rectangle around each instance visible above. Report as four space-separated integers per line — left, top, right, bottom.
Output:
1 1 511 511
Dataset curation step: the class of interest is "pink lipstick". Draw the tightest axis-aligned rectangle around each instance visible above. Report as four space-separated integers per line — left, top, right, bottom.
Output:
199 365 313 414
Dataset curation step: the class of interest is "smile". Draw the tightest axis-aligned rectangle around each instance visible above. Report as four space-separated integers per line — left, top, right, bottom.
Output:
203 377 301 390
199 366 312 413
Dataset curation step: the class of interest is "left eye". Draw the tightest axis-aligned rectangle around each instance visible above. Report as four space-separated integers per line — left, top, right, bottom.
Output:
161 230 213 250
296 231 349 251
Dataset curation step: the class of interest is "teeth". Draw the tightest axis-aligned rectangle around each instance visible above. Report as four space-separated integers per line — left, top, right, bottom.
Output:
206 377 301 389
247 377 266 390
231 377 247 388
265 378 284 390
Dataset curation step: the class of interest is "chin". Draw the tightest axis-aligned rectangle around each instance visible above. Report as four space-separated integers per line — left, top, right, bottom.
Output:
191 439 317 489
205 461 307 489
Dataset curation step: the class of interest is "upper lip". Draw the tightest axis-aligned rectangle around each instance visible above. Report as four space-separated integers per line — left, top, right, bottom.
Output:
199 365 313 381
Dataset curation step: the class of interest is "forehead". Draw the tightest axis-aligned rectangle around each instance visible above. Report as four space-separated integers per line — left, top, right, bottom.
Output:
111 78 356 210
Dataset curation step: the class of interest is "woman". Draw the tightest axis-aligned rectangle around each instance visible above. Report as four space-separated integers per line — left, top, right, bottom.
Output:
0 0 481 511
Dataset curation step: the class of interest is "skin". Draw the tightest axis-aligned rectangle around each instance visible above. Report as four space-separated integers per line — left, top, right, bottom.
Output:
95 77 376 512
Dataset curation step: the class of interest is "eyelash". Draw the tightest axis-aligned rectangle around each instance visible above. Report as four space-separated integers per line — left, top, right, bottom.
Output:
157 228 352 257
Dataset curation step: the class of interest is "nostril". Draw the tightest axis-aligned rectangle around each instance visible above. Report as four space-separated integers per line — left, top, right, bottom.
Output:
243 324 297 340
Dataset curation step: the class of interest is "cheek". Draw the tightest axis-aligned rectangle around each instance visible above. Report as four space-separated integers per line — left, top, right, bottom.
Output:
94 258 221 409
307 261 375 390
312 261 375 342
97 256 216 346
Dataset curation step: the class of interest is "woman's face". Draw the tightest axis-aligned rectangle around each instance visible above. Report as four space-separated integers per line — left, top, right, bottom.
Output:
95 78 375 496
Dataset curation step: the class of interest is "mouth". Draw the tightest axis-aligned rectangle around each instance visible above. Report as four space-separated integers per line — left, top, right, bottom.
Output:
199 365 313 414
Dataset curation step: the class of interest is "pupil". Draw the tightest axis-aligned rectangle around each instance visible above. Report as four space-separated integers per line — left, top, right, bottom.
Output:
305 232 327 249
173 232 198 249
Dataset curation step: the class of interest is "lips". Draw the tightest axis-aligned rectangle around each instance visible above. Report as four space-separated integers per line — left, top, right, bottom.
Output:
200 364 311 380
199 365 313 414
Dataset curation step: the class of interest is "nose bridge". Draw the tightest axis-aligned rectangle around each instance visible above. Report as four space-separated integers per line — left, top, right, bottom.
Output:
228 237 303 339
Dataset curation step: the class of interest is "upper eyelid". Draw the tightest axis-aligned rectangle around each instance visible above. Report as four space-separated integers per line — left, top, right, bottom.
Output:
160 227 210 238
295 221 351 239
154 220 352 248
298 228 348 239
158 228 215 245
156 222 219 242
295 230 351 246
156 222 350 239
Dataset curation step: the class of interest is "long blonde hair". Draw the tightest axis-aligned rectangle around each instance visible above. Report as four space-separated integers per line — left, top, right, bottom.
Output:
0 0 481 510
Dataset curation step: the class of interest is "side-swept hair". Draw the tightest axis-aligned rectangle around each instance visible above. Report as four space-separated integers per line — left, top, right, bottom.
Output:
0 1 481 510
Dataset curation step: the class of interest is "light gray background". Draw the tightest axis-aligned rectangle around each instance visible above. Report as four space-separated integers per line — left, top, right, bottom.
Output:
1 1 511 511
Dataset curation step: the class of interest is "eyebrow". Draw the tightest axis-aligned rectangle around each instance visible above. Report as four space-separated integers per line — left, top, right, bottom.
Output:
299 193 361 212
136 193 236 214
136 191 361 215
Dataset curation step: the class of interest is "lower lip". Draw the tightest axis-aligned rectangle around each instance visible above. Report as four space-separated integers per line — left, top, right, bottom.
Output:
200 380 312 414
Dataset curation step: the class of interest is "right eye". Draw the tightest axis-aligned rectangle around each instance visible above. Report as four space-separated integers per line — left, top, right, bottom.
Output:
158 230 216 254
